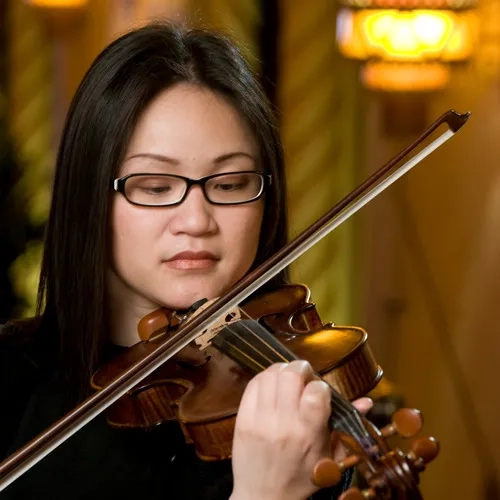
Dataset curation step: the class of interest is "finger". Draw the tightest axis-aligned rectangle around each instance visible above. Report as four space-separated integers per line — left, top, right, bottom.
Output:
236 376 260 428
259 361 318 417
330 431 340 449
276 360 316 413
264 361 313 414
331 433 348 461
266 362 288 372
249 362 298 418
275 371 307 414
352 397 373 415
260 363 287 412
299 379 331 431
280 360 315 381
255 370 280 414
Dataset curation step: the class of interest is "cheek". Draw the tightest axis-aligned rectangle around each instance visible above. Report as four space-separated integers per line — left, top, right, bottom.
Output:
221 203 264 268
110 202 161 267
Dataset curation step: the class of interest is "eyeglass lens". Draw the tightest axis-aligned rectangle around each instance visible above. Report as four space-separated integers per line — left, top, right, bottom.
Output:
124 172 264 206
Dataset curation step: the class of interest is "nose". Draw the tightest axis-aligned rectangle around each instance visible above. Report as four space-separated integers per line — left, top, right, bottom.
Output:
168 185 217 236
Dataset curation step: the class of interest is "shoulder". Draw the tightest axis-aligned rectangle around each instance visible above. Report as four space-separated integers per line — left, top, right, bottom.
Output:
0 316 47 378
0 316 58 407
0 316 41 346
0 316 47 376
0 316 52 457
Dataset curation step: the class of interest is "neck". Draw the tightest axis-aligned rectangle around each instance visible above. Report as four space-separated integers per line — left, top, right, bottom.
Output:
108 301 145 347
106 270 161 347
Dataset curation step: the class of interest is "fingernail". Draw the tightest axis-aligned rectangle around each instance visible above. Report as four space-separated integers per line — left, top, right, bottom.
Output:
267 362 287 372
309 379 330 392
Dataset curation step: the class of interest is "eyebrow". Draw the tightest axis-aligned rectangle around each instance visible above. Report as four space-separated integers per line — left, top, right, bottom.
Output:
124 152 257 164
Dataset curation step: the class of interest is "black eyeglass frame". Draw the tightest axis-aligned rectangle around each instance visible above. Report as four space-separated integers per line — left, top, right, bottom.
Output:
113 171 272 207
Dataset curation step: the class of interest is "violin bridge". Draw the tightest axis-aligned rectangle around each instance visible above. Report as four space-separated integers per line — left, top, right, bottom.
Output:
182 297 243 350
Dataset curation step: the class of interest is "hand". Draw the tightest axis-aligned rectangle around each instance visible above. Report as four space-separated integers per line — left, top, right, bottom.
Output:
230 360 373 500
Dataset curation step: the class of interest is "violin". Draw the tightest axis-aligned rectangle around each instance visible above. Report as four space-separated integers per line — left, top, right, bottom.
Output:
91 284 383 450
93 282 433 497
0 110 470 499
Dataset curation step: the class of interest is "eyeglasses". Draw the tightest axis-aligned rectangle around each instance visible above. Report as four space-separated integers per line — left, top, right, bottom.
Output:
113 171 272 207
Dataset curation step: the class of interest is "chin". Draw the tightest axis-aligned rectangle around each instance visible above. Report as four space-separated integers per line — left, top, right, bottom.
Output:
152 272 246 312
157 288 223 312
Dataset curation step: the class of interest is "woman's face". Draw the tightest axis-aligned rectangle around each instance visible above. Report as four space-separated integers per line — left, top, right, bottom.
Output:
108 83 264 315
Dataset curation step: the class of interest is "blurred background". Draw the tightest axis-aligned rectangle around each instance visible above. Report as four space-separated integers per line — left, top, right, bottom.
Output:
1 0 499 498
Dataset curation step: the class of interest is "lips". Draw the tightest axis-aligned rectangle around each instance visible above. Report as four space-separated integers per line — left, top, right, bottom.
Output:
164 250 219 270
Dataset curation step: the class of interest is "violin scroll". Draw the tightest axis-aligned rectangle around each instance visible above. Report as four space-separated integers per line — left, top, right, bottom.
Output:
312 408 439 499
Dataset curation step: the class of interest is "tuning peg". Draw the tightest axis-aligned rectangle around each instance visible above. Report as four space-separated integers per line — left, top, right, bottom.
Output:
380 408 423 439
312 454 362 489
339 486 376 499
407 436 440 470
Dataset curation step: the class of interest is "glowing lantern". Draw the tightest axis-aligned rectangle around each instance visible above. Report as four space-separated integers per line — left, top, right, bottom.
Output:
336 0 479 91
25 0 88 7
24 0 89 34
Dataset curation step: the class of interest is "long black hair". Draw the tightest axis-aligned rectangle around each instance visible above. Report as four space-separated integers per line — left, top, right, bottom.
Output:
37 21 289 397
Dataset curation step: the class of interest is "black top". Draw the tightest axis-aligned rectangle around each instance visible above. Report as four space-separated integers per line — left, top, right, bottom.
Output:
0 320 351 500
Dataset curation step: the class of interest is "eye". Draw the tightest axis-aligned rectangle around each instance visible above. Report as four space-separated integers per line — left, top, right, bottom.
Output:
141 184 172 195
124 175 184 205
213 180 245 191
129 176 175 195
212 174 250 191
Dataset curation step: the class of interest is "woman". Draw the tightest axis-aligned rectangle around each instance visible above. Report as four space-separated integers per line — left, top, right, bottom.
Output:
0 22 371 499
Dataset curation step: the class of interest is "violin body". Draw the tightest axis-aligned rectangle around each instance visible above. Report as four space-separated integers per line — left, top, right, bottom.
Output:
91 284 383 461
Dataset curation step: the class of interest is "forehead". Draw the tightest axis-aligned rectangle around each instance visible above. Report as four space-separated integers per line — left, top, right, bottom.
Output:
125 83 258 162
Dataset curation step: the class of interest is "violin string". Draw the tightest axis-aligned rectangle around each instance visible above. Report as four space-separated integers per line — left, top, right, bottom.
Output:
236 316 373 446
213 308 376 449
214 326 271 372
218 316 374 449
234 308 364 415
216 319 292 367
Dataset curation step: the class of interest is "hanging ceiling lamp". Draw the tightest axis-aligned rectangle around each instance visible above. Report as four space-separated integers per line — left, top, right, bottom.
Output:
25 0 88 7
336 0 479 91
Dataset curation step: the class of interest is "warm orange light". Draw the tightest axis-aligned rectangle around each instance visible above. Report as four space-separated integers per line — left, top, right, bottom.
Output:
337 8 477 61
365 11 453 58
338 0 477 9
25 0 88 8
361 61 450 91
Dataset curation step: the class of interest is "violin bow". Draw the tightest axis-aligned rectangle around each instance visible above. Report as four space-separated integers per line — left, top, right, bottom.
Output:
0 109 470 491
